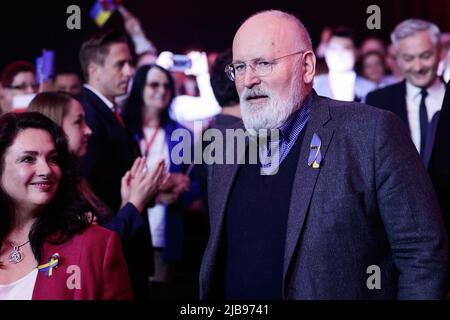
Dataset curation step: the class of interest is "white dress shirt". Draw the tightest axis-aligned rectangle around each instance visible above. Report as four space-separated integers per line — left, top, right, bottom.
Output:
328 71 356 101
406 78 446 152
140 126 170 248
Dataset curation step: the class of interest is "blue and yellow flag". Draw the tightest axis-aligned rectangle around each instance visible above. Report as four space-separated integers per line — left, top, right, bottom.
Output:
90 0 118 27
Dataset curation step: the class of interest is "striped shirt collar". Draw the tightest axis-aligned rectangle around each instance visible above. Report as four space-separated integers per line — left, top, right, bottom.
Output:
260 93 313 173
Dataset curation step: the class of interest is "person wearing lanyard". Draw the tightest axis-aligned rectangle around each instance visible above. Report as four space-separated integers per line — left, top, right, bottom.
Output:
123 64 191 289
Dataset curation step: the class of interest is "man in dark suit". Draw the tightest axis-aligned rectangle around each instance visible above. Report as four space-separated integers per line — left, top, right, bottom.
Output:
78 30 138 212
78 30 151 299
199 10 448 299
366 19 446 168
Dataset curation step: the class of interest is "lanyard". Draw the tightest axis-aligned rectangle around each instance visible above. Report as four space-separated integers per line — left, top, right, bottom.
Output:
143 126 160 157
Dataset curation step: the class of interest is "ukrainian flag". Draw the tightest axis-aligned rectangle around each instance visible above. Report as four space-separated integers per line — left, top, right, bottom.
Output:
90 0 117 27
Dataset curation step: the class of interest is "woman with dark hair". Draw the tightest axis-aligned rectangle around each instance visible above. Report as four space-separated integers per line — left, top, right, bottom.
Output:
122 64 192 285
0 112 132 299
28 91 167 300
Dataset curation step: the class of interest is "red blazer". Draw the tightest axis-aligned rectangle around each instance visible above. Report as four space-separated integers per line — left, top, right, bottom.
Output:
32 224 133 300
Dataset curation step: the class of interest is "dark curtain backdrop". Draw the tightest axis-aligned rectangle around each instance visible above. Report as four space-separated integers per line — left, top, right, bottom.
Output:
0 0 449 72
393 0 450 31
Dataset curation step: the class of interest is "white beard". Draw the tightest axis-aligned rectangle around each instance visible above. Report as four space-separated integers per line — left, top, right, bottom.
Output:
239 70 304 131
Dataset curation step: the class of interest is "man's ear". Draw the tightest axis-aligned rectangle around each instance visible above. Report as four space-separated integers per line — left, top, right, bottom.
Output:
87 62 99 83
302 51 316 85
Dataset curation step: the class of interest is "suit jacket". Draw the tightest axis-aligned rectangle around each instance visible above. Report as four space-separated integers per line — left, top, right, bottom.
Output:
200 91 448 299
33 224 133 300
429 80 450 257
313 73 376 103
366 81 441 167
105 202 153 300
78 86 140 212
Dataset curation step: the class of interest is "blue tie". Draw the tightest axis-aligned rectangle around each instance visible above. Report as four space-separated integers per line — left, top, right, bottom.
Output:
419 89 428 157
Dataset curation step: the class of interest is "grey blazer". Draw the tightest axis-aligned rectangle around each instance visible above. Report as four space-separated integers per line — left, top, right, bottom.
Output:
200 91 448 300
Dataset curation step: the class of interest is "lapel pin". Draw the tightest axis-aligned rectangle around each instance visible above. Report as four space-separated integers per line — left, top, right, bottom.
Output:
308 133 322 169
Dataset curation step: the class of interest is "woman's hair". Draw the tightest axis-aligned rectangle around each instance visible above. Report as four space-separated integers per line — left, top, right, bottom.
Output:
28 91 74 126
122 64 176 138
1 60 35 88
28 91 114 225
0 112 90 267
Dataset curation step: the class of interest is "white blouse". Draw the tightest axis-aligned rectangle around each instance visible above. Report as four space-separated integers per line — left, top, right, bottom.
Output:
0 268 38 300
140 127 170 248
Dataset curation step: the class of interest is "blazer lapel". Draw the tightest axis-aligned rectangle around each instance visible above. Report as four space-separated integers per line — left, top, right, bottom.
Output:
396 81 410 133
82 87 140 157
282 92 334 290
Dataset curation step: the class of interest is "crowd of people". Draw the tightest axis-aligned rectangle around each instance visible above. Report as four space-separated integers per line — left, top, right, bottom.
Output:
0 7 449 300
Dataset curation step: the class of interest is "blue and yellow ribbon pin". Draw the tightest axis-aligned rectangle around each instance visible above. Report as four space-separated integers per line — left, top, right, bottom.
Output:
38 253 60 277
308 133 322 169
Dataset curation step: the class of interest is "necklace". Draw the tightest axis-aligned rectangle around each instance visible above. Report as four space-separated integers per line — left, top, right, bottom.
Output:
8 240 30 264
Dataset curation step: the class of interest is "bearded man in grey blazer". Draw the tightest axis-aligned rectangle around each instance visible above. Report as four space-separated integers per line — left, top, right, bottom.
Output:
199 10 448 300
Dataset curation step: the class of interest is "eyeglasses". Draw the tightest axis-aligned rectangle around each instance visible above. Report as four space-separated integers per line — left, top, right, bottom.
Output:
146 82 170 90
224 50 307 81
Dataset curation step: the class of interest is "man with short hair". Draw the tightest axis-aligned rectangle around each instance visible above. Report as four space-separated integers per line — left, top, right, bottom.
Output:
366 19 445 167
200 10 448 300
313 27 376 102
78 30 137 212
78 30 153 300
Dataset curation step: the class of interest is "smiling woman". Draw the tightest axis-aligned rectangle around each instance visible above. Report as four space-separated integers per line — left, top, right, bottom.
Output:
29 91 168 299
0 112 133 300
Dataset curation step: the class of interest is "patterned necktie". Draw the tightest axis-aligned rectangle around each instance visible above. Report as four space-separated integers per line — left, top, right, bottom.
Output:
419 88 428 157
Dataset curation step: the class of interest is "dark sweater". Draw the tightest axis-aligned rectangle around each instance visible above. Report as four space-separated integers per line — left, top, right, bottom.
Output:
224 128 306 299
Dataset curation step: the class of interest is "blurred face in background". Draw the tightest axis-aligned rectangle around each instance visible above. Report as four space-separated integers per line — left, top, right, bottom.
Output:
325 36 356 72
360 38 386 56
0 71 38 113
54 73 82 95
61 99 92 157
10 71 38 94
362 52 386 84
143 67 172 113
396 30 440 88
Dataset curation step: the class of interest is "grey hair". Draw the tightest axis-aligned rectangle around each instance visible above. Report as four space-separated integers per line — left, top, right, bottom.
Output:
391 19 441 49
244 10 313 51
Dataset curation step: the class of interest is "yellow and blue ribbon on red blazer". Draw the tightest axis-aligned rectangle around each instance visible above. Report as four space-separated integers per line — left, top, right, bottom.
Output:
37 253 60 277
